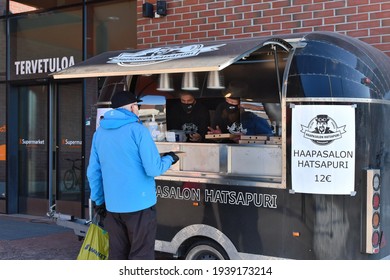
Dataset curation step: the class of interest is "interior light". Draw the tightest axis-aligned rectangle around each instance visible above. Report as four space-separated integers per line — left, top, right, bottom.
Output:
157 73 174 91
181 72 199 90
207 71 225 89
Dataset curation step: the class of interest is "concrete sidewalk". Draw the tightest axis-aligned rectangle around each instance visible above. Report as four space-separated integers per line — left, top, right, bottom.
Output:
0 214 82 260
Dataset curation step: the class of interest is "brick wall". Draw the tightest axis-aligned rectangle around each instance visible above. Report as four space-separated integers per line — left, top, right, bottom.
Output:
136 0 390 56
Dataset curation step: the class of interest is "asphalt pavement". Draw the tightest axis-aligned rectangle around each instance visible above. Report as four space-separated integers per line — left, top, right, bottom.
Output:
0 214 82 260
0 214 173 260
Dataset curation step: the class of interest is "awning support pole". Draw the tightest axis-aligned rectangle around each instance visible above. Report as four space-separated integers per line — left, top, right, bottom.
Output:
272 45 282 103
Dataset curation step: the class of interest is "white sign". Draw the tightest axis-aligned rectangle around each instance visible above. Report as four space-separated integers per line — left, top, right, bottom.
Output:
291 105 356 195
96 108 112 129
14 56 75 75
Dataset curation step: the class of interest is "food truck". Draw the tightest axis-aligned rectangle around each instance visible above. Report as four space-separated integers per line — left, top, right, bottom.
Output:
51 31 390 260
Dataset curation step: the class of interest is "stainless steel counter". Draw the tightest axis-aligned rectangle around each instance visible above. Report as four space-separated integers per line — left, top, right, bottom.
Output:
155 142 283 188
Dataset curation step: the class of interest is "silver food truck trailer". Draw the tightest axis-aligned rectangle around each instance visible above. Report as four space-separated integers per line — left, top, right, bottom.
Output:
51 32 390 260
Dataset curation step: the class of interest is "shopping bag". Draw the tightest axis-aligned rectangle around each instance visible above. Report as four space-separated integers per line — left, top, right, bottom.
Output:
77 219 109 260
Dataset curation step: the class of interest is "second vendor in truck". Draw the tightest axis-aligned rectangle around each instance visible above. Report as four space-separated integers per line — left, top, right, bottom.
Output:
208 81 273 138
166 91 210 142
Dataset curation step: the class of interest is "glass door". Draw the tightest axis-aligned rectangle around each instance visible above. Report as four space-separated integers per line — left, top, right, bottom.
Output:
16 82 86 216
55 82 84 217
18 85 49 215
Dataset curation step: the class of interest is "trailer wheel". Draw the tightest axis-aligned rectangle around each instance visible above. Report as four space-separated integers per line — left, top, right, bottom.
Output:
185 240 229 260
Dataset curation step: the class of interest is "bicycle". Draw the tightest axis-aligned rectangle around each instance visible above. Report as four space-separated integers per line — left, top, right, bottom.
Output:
63 158 82 190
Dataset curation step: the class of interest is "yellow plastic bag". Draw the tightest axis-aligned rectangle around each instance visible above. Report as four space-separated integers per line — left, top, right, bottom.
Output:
77 221 109 260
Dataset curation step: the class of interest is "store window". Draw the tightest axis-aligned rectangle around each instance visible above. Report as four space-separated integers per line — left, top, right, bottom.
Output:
86 0 137 57
9 6 82 80
8 0 82 14
0 19 5 80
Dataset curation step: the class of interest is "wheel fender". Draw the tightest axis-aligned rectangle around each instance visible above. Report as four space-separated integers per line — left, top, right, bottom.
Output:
155 224 241 259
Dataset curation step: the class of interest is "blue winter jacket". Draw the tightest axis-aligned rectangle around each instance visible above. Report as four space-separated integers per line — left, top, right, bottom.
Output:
87 108 174 213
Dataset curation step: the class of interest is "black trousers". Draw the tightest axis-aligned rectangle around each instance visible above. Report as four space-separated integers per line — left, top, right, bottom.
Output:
105 206 157 260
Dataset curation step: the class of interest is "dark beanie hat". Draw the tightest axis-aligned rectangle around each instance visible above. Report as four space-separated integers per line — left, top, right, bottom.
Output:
111 90 142 109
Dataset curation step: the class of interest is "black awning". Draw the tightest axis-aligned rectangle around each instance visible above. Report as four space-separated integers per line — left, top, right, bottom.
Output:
51 38 274 79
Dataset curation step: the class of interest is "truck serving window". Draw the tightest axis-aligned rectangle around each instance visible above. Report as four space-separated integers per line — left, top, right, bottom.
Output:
131 66 283 189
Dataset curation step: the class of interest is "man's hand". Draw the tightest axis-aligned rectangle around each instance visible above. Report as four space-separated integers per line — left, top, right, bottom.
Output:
163 151 180 164
94 203 107 218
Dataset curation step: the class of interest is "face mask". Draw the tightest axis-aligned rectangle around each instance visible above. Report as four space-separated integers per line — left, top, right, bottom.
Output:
181 103 194 113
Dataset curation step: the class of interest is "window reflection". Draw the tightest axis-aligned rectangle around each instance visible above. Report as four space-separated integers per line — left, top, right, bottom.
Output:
86 0 137 57
9 6 82 80
8 0 81 14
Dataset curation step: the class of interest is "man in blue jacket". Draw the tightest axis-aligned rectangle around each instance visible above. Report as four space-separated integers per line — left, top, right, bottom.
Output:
87 90 179 260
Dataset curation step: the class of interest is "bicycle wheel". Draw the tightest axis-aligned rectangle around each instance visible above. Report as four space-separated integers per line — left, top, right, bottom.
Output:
63 170 76 190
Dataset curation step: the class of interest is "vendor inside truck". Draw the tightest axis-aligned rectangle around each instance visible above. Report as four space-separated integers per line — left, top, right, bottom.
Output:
131 70 280 143
207 81 273 141
166 91 210 142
